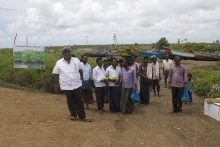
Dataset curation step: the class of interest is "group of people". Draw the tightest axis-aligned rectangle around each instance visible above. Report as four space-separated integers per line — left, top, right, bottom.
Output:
52 47 194 122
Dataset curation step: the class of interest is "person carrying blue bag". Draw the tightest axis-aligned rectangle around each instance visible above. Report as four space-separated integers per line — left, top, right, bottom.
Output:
130 90 140 103
119 58 137 115
181 90 190 103
168 56 188 116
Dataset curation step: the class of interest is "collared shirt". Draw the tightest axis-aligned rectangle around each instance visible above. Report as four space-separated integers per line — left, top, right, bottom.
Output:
81 62 92 80
187 80 194 93
93 65 106 87
52 57 83 90
120 66 137 88
105 65 121 87
162 59 173 71
103 66 108 71
167 64 188 88
138 63 150 82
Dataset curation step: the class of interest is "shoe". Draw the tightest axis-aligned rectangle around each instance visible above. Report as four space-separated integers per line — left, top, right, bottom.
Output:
82 117 92 122
70 116 76 121
177 112 182 116
99 110 103 115
169 110 177 114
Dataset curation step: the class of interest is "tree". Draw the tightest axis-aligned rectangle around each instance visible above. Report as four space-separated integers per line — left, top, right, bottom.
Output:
156 37 169 49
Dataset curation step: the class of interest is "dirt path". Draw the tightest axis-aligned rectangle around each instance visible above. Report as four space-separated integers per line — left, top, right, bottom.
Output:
0 60 220 147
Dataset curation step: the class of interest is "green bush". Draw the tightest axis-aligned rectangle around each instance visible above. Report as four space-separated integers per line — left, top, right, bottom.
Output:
191 61 220 97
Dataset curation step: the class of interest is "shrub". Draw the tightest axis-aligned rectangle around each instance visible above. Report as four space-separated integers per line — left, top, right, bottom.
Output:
191 61 220 97
207 84 220 98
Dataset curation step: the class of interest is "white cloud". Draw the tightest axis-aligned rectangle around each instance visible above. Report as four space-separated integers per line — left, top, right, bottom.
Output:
0 30 5 36
0 0 219 47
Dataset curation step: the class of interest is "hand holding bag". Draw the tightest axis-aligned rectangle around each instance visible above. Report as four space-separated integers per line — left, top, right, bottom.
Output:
181 89 190 102
130 90 140 103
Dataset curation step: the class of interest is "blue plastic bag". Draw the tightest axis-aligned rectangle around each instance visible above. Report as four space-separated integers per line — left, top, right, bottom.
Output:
130 90 140 103
181 89 190 102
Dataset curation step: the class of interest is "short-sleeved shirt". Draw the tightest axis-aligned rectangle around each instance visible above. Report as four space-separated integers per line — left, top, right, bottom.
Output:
93 65 106 87
105 65 121 86
162 59 173 71
187 80 194 93
81 62 92 81
52 57 83 90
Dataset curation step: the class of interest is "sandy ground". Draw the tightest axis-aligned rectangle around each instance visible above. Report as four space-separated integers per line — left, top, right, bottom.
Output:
0 60 220 147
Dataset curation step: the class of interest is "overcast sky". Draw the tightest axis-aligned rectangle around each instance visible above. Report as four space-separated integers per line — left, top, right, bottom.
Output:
0 0 220 48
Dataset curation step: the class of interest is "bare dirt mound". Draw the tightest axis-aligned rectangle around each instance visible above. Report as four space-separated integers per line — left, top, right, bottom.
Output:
0 60 219 147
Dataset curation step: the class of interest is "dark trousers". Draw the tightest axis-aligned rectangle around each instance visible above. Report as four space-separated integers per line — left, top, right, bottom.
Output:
104 84 109 103
188 91 192 102
152 79 160 93
82 89 90 104
140 81 150 104
171 87 184 112
164 71 169 86
95 87 105 110
63 87 86 119
109 86 120 112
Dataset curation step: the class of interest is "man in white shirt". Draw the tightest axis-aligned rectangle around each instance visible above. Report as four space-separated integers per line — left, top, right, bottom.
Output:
52 47 91 122
105 58 121 113
81 54 92 110
162 54 173 88
93 57 106 114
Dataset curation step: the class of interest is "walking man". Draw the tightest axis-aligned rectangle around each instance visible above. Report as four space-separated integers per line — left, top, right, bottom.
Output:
168 56 188 116
120 58 137 115
162 54 173 88
52 47 91 122
93 57 106 114
106 58 121 113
